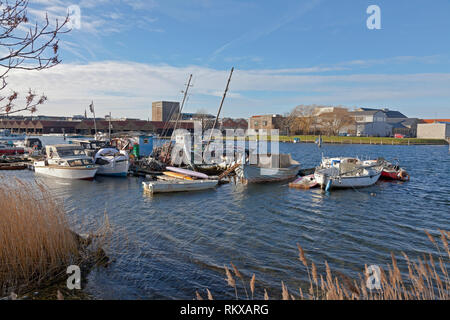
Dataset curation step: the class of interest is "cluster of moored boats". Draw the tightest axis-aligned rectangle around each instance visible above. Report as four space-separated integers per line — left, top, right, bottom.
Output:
32 142 130 180
1 129 410 194
289 157 409 191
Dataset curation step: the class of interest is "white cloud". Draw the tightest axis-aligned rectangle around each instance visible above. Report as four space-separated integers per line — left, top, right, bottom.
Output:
4 61 450 119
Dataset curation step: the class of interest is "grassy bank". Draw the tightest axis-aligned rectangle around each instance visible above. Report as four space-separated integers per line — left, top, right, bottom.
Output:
278 135 448 145
0 178 110 299
188 135 448 145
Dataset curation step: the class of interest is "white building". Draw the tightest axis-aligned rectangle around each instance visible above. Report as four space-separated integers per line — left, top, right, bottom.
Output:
417 122 450 139
350 110 392 137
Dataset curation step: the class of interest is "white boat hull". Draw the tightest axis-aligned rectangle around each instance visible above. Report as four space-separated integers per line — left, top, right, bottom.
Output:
97 160 129 177
142 180 218 194
314 170 381 189
237 164 300 183
34 163 98 180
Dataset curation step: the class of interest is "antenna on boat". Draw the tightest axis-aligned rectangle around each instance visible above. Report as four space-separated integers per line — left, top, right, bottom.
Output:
207 67 234 147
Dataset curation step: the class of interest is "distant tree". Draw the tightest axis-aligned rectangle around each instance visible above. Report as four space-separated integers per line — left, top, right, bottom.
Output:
0 0 70 116
193 109 214 132
283 105 317 135
316 109 355 136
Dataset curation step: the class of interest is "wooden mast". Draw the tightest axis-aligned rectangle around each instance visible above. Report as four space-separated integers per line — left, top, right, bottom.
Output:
207 67 234 145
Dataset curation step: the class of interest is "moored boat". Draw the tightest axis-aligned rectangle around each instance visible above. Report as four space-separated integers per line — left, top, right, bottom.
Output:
289 174 318 189
34 145 98 180
94 148 129 177
314 157 382 189
235 153 300 183
365 159 410 181
142 179 218 194
0 143 24 155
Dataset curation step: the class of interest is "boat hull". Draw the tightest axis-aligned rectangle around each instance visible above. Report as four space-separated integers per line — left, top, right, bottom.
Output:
314 171 381 189
237 164 300 183
142 180 218 194
34 164 98 180
96 160 129 177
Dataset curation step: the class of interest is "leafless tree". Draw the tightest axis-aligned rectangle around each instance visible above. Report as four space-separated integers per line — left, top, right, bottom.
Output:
0 0 70 116
283 105 317 135
316 109 355 136
193 108 215 132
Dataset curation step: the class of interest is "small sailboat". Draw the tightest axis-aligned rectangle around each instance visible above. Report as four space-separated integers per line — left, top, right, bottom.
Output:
235 153 301 183
34 145 98 180
94 148 129 177
314 157 382 189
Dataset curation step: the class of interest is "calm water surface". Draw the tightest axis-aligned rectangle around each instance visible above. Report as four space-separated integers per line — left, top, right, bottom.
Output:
2 141 449 299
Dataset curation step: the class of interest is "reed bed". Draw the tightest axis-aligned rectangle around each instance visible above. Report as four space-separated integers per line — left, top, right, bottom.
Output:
0 178 111 298
198 230 449 300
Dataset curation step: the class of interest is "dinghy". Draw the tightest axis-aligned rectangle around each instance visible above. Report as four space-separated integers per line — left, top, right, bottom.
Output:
365 159 410 181
142 179 218 194
289 175 318 189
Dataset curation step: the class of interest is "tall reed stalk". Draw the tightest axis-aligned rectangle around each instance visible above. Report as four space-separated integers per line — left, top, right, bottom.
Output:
0 178 109 297
201 230 449 300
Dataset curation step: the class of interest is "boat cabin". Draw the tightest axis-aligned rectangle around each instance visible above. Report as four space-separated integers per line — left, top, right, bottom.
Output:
45 145 94 167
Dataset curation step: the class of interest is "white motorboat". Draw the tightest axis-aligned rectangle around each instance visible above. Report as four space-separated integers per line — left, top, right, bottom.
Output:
314 157 382 189
33 145 98 180
94 148 129 177
235 153 300 183
142 179 218 194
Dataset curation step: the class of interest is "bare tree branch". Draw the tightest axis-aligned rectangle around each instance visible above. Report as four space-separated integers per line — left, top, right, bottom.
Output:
0 0 70 116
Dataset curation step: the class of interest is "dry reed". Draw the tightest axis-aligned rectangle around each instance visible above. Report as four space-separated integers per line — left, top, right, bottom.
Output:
0 178 110 298
203 230 449 300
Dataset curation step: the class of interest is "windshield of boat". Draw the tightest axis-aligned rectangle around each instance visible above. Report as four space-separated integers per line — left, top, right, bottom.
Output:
56 147 87 157
67 158 94 167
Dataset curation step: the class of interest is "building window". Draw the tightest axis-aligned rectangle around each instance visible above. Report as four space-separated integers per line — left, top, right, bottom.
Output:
254 121 258 126
263 121 268 126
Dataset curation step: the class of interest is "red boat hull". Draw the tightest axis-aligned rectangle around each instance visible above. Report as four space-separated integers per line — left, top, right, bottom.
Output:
381 169 409 181
0 149 24 155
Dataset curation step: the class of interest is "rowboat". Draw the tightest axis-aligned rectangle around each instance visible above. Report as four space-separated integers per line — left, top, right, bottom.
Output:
163 171 193 180
166 166 209 179
314 157 382 189
34 145 98 180
365 159 410 181
289 174 318 189
142 179 218 194
235 153 300 183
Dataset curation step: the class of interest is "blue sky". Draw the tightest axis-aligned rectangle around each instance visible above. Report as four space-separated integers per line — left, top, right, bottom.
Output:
10 0 450 119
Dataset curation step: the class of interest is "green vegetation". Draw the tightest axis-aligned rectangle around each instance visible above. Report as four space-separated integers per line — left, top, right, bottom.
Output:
218 135 447 145
278 135 448 145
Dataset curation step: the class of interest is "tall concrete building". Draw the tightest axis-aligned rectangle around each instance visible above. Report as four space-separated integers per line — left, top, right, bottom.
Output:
152 101 180 122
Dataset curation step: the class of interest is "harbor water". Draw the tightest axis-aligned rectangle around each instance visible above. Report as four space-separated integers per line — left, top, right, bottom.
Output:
2 141 449 299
